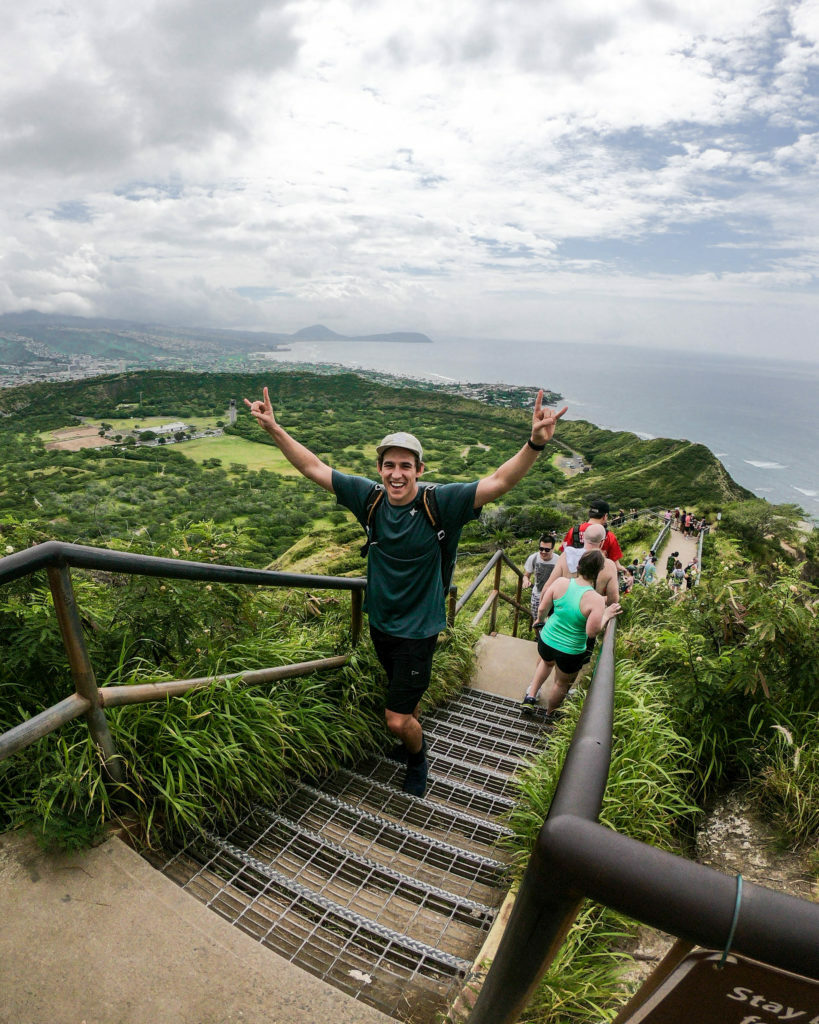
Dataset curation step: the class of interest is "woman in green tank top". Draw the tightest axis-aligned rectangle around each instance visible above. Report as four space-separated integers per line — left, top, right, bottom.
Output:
521 549 622 716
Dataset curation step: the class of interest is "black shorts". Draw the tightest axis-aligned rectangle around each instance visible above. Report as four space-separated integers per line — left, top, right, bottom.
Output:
370 626 438 715
536 634 587 675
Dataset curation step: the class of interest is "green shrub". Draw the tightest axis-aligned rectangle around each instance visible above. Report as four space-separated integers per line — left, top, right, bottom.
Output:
619 561 819 798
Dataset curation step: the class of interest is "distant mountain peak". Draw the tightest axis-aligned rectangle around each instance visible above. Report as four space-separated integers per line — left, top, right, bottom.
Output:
290 325 344 340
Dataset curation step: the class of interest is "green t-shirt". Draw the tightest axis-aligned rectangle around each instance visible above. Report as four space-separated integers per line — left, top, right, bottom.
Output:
332 471 481 638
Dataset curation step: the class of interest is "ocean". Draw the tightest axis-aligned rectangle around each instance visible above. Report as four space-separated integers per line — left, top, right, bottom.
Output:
260 337 819 518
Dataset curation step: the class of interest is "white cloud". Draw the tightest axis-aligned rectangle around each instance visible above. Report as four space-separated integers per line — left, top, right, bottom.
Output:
0 0 817 360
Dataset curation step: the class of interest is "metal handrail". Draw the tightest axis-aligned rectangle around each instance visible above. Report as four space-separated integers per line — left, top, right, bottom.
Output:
466 620 618 1023
450 549 527 636
651 520 671 555
609 506 666 527
0 542 366 779
0 540 367 591
696 522 705 579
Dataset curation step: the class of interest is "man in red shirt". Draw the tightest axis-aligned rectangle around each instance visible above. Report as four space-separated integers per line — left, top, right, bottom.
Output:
562 499 624 570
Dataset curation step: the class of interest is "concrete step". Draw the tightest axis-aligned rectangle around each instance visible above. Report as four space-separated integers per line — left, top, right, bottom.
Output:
0 829 394 1024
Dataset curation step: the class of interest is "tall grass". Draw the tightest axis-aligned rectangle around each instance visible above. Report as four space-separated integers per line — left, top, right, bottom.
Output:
0 587 477 850
752 710 819 847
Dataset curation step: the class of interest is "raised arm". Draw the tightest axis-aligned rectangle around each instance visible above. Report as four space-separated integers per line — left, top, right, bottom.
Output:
474 389 567 508
243 386 334 492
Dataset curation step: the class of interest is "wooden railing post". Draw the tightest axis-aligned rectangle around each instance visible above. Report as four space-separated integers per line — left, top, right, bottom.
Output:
351 588 363 646
512 572 523 638
489 555 503 633
447 585 457 627
47 564 123 784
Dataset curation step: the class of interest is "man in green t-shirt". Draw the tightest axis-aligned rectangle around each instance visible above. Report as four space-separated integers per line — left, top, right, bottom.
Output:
244 386 567 797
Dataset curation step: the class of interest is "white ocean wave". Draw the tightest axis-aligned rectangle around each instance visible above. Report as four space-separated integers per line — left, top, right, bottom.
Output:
743 460 787 469
715 452 728 457
635 431 656 440
793 487 818 498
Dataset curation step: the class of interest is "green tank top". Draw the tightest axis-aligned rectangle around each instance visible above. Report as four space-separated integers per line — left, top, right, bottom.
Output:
542 579 593 654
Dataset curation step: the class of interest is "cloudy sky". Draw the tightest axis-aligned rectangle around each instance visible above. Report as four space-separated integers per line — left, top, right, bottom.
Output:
2 0 818 360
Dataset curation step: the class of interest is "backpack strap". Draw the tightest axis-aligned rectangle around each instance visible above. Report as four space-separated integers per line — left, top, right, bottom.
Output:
359 484 385 557
420 484 446 544
421 484 458 592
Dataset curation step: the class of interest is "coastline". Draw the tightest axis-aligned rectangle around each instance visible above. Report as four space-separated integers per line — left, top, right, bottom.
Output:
255 340 818 518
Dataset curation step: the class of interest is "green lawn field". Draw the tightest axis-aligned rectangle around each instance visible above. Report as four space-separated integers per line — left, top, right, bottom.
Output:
177 435 301 473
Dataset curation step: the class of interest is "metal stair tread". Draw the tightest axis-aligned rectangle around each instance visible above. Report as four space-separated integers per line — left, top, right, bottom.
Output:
409 749 519 799
361 757 516 820
199 829 492 962
426 704 548 747
220 805 497 953
422 718 538 760
151 683 549 1023
425 734 524 776
161 847 469 1021
278 784 508 899
324 767 513 850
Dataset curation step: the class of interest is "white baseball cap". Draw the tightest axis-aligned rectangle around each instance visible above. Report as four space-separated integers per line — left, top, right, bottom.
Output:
376 432 424 462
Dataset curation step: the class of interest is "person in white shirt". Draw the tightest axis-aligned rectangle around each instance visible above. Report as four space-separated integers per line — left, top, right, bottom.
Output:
522 535 559 625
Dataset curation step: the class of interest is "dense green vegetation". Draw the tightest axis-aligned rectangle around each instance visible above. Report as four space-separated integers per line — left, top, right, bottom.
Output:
557 419 754 507
0 369 751 572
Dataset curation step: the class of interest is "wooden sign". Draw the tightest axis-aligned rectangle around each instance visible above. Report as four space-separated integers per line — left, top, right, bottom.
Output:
615 949 819 1024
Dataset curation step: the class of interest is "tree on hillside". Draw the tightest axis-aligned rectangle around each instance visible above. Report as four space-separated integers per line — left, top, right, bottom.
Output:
721 500 802 554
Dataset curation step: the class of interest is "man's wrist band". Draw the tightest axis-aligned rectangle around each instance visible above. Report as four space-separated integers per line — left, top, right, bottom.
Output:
527 438 546 451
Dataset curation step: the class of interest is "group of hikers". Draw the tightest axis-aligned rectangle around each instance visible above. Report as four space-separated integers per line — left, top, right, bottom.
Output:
244 384 698 799
664 507 708 537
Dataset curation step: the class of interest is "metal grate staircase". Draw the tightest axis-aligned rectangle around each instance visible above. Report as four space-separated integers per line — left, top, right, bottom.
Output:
152 688 553 1023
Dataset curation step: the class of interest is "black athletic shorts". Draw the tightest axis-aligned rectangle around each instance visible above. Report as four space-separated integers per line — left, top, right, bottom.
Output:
370 626 438 715
536 634 587 675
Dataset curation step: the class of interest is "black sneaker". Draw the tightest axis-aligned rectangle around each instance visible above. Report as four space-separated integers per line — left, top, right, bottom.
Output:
403 755 429 797
520 695 538 714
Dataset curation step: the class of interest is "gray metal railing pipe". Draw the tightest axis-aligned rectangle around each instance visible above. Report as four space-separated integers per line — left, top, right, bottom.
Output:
0 541 367 767
539 815 819 979
454 549 503 614
97 656 350 708
651 520 670 555
0 541 367 592
547 620 615 820
0 693 91 761
47 563 123 783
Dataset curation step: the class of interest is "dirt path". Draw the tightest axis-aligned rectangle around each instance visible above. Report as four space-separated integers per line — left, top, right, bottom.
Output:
656 527 699 579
